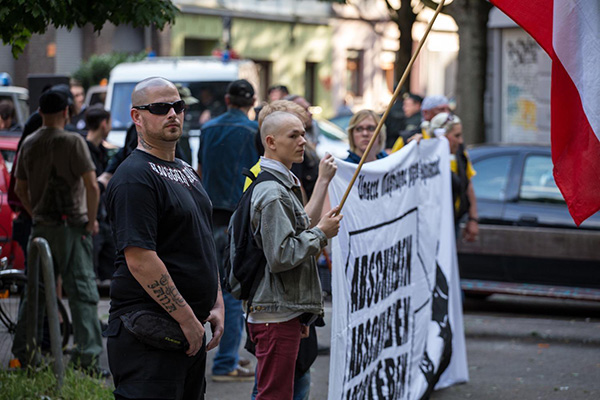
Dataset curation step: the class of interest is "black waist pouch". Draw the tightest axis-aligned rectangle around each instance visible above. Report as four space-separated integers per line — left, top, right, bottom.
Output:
120 310 189 352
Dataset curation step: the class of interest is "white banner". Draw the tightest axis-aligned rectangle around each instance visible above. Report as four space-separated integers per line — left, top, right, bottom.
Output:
328 139 468 399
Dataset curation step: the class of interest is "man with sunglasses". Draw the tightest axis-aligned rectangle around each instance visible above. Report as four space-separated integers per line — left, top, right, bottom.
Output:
98 86 191 190
105 77 224 400
197 79 258 382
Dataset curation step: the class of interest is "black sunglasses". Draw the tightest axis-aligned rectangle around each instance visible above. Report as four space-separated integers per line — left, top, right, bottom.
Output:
133 100 186 115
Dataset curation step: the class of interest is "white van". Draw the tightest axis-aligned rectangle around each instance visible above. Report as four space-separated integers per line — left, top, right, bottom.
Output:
105 56 259 168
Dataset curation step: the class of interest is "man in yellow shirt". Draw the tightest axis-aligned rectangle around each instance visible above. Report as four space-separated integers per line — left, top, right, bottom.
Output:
390 95 451 152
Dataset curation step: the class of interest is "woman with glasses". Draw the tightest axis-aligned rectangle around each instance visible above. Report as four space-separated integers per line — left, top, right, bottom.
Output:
345 109 388 164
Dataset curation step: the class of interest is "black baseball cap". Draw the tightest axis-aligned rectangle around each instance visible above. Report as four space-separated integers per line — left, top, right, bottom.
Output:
49 84 74 106
227 79 255 99
404 93 423 104
39 89 69 114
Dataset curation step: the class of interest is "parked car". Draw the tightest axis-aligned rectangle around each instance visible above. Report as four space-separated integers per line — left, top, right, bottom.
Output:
457 144 600 301
84 85 107 108
329 114 352 132
0 135 24 270
314 118 349 159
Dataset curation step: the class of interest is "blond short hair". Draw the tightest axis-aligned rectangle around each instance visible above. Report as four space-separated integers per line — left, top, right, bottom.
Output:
258 100 309 129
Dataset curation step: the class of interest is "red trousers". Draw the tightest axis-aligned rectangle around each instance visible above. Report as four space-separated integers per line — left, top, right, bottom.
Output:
248 318 302 400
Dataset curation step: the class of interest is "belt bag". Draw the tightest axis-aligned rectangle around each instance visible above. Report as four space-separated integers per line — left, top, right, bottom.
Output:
120 310 189 352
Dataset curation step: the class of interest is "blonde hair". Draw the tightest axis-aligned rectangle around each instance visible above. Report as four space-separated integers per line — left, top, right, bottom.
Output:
258 100 315 150
347 109 386 153
258 100 309 129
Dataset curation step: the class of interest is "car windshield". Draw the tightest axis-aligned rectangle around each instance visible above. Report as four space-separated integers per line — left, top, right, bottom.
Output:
471 155 514 201
110 83 137 130
17 98 28 124
110 81 230 131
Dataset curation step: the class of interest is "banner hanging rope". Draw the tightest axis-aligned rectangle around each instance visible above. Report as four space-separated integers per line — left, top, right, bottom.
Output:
335 0 446 214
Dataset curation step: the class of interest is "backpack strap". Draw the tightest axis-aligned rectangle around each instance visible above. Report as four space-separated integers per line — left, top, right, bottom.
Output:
242 167 256 181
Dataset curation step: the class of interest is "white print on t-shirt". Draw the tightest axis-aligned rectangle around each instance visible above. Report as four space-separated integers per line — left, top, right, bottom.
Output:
148 162 199 187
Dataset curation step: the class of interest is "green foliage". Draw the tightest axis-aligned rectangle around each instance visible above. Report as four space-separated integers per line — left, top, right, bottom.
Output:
0 364 113 399
0 0 179 58
72 51 147 91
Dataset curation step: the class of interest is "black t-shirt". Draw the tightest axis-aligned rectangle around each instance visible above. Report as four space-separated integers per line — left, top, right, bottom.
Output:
85 140 108 178
86 140 109 220
106 149 218 320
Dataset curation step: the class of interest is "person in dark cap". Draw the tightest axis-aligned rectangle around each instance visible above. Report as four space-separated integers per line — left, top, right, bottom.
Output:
11 88 106 376
390 94 450 152
197 79 259 382
7 83 81 269
48 83 81 134
403 93 423 132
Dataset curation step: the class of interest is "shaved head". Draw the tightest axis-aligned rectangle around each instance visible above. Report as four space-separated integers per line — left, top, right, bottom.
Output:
260 111 303 144
130 77 183 153
261 111 306 168
131 77 178 106
258 100 309 129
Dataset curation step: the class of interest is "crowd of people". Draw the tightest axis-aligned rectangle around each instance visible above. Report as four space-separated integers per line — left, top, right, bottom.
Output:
5 76 478 399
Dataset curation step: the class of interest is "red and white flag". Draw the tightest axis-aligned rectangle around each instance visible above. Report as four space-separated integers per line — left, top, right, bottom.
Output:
491 0 600 225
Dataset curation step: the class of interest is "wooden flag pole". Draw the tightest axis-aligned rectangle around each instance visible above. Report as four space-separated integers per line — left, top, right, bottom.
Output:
335 0 446 214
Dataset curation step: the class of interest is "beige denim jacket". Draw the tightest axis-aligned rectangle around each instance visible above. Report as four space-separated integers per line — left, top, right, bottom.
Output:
247 164 327 315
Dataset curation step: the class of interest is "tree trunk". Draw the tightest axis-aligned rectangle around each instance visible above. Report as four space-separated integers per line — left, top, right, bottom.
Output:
446 0 492 144
392 0 417 92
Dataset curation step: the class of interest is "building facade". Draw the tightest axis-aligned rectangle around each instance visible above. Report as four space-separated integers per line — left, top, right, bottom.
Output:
0 0 459 120
485 7 552 144
172 0 459 118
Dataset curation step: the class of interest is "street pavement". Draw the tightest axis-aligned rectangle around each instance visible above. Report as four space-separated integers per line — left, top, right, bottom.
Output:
3 294 599 399
98 294 600 399
430 296 600 400
95 297 332 400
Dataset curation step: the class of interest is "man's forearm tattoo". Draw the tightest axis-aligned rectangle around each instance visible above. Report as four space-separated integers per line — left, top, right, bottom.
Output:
147 274 186 313
138 133 154 150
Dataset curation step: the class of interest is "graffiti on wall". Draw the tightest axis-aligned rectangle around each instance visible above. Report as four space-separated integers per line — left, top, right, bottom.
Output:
502 30 540 142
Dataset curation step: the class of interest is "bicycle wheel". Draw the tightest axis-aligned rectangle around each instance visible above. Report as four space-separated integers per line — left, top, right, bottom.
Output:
41 290 71 349
0 271 26 366
0 272 72 365
55 295 70 348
